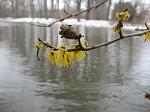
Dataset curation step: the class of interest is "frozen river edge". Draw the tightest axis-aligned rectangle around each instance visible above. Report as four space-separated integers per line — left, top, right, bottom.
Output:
0 17 147 31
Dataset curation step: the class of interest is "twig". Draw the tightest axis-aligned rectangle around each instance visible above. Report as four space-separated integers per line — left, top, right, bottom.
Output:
38 30 150 52
145 22 149 30
38 37 57 50
135 22 149 31
119 30 123 38
26 0 109 27
25 22 50 27
36 48 40 60
64 9 70 15
77 38 83 48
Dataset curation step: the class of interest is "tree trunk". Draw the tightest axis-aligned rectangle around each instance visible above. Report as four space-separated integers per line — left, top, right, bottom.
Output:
107 0 112 20
10 0 15 17
86 0 90 20
64 0 71 9
57 0 59 10
44 0 48 18
37 0 42 17
50 0 54 17
77 0 81 22
20 0 26 17
15 0 19 17
30 0 34 17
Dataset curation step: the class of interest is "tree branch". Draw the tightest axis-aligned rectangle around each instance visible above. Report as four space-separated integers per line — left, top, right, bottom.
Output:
38 30 150 52
26 0 109 27
145 22 149 30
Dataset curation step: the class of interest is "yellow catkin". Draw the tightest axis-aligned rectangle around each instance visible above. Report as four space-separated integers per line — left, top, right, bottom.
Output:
47 49 75 68
35 42 46 48
145 32 150 41
74 51 86 62
113 23 122 32
47 40 88 67
54 50 64 66
116 11 130 21
57 42 66 49
62 51 74 68
47 50 55 64
80 38 88 48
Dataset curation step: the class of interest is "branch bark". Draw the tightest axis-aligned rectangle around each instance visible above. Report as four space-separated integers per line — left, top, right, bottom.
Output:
38 30 150 52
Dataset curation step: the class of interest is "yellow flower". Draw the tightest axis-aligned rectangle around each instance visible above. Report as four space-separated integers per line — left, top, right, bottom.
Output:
113 23 122 32
62 51 74 68
47 41 88 68
80 38 88 48
145 32 150 41
116 11 130 21
57 42 66 49
47 49 75 68
54 50 64 66
35 42 46 48
74 51 86 62
47 50 55 64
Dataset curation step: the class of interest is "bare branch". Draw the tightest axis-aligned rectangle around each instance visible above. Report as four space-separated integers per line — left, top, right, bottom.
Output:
80 30 150 51
25 22 50 27
36 48 40 61
38 30 150 52
135 22 149 31
119 30 123 38
145 22 149 30
38 37 56 49
64 9 70 15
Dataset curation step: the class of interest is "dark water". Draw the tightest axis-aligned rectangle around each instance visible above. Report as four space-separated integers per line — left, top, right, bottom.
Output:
0 22 150 112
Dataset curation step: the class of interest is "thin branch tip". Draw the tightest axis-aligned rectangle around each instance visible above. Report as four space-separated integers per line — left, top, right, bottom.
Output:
38 37 42 41
37 29 150 54
145 22 149 30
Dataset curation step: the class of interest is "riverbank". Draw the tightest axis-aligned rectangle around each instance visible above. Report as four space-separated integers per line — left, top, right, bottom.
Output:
0 17 147 30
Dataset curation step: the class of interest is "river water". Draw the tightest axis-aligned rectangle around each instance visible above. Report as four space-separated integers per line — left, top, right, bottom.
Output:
0 22 150 112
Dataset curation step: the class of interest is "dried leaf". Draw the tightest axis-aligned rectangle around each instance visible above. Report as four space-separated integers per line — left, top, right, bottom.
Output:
145 93 150 100
59 24 77 39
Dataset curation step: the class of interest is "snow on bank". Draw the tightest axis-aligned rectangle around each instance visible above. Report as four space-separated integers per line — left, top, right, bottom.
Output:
0 17 146 30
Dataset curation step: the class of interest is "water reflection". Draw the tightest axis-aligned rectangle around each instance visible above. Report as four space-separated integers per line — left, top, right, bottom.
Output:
0 22 150 112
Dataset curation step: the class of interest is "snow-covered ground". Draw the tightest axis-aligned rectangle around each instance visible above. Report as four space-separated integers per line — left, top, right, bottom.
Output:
0 17 146 31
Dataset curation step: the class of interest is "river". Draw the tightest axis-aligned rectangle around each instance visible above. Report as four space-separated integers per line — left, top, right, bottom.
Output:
0 22 150 112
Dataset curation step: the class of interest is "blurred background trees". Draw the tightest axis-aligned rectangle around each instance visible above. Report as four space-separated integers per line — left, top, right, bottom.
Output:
0 0 149 23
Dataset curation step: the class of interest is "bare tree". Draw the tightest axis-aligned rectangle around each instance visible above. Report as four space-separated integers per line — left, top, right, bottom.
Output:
30 0 35 17
10 0 15 17
77 0 82 21
63 0 71 9
49 0 54 17
44 0 48 18
86 0 91 20
15 0 19 17
107 0 112 20
21 0 25 16
37 0 43 17
57 0 59 10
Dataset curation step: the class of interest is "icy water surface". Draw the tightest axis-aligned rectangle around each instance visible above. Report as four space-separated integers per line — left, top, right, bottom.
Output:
0 22 150 112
